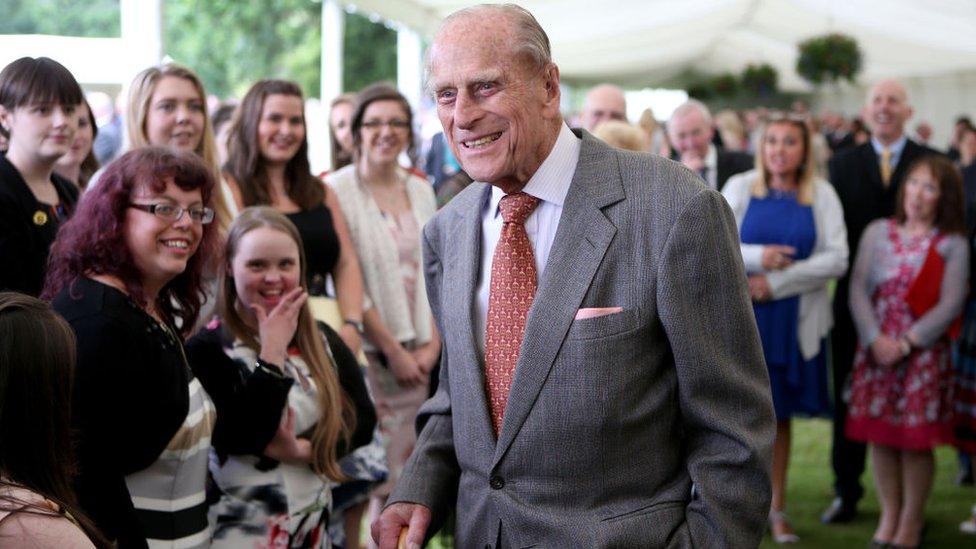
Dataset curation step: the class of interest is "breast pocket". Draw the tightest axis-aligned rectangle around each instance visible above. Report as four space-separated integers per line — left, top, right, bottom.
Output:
566 307 641 341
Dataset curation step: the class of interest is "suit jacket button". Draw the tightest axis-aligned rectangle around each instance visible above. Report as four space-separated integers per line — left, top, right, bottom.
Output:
489 475 504 489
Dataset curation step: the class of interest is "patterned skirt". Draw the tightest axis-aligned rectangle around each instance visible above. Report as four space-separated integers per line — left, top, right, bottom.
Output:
210 483 331 549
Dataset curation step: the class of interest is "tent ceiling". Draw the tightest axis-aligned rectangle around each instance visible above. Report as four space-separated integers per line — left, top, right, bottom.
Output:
348 0 976 91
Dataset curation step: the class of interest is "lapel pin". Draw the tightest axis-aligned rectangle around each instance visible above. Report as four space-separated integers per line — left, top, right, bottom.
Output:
33 210 48 226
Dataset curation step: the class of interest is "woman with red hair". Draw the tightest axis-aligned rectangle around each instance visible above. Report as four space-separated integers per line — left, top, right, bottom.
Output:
44 147 222 547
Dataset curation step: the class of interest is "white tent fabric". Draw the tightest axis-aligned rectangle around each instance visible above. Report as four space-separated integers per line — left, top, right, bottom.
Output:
349 0 976 92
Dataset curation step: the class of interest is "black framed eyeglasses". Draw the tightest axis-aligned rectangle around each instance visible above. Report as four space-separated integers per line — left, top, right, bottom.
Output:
361 119 411 131
128 203 215 224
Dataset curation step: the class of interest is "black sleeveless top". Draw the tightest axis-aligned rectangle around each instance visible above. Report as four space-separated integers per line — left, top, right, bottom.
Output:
285 204 340 296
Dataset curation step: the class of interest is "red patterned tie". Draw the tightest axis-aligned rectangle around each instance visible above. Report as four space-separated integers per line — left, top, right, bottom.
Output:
485 191 541 436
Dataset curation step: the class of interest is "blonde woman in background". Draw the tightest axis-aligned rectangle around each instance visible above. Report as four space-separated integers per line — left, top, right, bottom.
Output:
715 109 748 152
722 115 848 544
636 107 667 155
123 64 235 229
593 120 650 152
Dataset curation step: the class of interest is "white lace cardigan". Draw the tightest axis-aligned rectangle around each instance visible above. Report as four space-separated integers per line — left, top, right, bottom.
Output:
326 164 436 351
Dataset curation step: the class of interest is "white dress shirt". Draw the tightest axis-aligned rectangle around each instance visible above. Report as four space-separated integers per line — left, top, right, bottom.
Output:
703 144 718 190
475 123 581 349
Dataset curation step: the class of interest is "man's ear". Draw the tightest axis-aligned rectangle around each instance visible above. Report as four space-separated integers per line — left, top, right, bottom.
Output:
541 63 561 116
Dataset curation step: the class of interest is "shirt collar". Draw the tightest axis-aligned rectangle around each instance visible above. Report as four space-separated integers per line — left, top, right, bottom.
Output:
487 122 581 216
871 134 908 158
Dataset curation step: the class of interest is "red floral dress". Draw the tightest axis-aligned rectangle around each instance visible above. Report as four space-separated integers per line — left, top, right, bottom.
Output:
846 221 955 450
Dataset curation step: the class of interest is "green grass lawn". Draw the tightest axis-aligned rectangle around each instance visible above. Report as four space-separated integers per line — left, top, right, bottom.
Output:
759 418 974 548
370 418 976 548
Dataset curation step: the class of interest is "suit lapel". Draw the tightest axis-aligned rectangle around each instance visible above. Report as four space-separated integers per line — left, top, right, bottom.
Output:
860 144 885 191
492 132 624 464
443 184 495 442
892 140 921 187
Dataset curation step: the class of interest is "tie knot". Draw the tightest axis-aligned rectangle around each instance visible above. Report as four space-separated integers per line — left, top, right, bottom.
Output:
498 192 540 225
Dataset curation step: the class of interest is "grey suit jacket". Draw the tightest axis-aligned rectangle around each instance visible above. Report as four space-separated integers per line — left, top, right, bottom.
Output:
389 131 775 548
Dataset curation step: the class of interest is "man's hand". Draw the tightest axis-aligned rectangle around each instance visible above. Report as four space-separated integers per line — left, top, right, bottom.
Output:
372 502 432 549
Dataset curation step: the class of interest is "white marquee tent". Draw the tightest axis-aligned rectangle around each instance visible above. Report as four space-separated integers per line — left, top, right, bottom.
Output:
350 0 976 143
2 0 974 147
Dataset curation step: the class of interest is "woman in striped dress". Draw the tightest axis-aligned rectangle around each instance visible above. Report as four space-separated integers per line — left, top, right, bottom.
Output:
44 147 227 548
186 207 374 548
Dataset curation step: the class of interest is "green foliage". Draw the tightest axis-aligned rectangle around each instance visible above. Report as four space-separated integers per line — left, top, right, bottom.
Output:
796 33 862 86
741 63 778 97
710 73 739 98
163 0 323 98
0 0 120 37
342 12 397 94
162 2 397 99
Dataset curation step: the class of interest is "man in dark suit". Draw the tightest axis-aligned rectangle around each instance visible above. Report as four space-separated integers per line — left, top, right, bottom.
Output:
371 4 775 548
823 78 942 524
667 99 752 192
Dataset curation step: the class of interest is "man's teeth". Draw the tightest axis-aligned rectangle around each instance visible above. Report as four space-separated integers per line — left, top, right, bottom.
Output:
464 133 501 148
162 240 189 249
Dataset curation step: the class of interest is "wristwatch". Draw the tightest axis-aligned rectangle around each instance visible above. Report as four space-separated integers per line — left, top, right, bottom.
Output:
344 319 365 335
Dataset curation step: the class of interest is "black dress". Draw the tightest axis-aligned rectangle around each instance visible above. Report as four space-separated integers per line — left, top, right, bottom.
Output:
285 204 340 296
0 152 78 296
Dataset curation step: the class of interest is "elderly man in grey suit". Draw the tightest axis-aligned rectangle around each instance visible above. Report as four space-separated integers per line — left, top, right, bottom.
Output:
372 4 775 548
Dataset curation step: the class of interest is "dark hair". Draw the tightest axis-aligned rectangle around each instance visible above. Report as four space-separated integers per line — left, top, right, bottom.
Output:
224 79 323 210
43 147 218 332
211 102 237 135
0 57 83 140
895 154 966 235
350 82 416 166
78 98 100 189
0 292 109 547
329 93 356 172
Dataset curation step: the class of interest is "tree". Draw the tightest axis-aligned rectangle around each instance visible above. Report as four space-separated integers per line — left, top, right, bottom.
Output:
342 11 397 93
0 0 120 37
163 0 323 98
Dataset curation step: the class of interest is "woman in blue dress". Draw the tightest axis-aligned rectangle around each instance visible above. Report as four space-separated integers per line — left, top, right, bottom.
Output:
723 115 849 544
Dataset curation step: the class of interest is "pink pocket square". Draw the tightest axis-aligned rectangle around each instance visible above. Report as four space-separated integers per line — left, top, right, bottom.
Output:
574 307 623 320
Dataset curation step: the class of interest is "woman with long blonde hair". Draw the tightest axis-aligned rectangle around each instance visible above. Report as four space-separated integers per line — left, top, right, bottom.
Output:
124 63 234 229
722 114 849 543
186 206 375 547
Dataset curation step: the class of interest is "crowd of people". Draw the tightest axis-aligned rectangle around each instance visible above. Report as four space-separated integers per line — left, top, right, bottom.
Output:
1 4 976 548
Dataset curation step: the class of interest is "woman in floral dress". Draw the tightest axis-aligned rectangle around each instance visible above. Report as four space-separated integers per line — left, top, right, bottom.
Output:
846 155 969 548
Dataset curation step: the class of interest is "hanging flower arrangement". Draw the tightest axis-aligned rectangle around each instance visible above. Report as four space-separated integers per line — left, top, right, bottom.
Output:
741 63 778 97
796 33 863 85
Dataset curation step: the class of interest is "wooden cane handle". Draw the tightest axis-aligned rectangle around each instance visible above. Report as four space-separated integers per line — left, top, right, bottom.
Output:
397 527 409 549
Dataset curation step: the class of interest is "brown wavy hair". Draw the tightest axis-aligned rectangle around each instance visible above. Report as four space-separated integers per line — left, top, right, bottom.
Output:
217 207 353 480
350 82 416 166
895 154 966 235
0 292 109 547
224 80 323 210
43 147 219 333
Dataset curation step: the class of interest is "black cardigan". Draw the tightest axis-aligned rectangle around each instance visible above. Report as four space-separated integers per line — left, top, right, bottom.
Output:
54 278 292 548
0 152 78 296
184 320 377 465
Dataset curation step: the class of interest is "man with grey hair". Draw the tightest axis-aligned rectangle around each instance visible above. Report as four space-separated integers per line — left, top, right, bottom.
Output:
372 4 774 548
580 83 627 132
667 99 752 191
